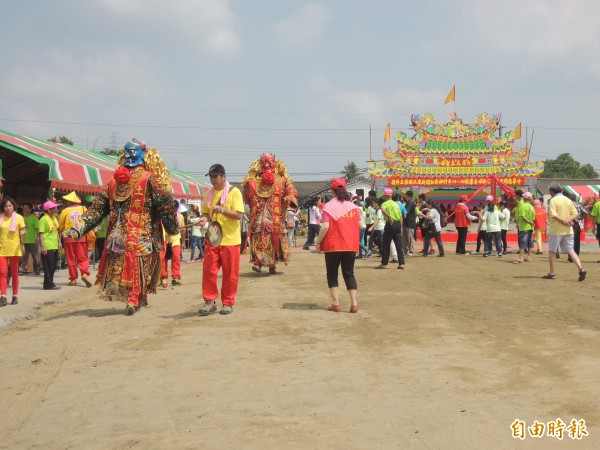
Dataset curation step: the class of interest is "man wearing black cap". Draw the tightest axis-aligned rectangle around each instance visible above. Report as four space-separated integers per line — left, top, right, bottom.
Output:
197 164 244 315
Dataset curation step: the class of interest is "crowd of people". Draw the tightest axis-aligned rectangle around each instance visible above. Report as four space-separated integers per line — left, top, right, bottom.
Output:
1 139 596 314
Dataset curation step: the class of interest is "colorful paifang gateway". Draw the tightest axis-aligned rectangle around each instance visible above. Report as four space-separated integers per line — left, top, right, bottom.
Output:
368 113 544 187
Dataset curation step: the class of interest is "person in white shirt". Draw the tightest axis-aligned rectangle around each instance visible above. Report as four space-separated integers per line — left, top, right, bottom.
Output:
285 206 299 246
482 200 503 257
188 209 204 261
303 196 322 250
366 200 384 257
420 200 445 257
498 201 510 254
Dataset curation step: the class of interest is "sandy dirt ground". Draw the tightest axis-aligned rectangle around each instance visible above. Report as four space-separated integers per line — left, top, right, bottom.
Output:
1 235 600 449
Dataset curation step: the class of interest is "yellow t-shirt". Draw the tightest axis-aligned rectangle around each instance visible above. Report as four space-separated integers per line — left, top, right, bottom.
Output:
58 205 87 242
548 194 577 236
0 214 25 257
201 187 244 246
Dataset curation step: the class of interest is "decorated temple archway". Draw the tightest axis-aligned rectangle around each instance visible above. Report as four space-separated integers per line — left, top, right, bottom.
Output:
368 113 544 198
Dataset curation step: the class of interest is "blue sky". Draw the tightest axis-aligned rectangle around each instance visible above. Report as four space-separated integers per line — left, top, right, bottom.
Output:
2 0 600 181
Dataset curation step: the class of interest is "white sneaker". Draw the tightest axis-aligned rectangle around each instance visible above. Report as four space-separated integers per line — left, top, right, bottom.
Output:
407 252 413 257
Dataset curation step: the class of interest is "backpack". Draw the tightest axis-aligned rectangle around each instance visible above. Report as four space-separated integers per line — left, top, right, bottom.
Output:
440 212 447 228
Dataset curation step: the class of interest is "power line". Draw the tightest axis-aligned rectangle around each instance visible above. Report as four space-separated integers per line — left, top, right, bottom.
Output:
0 118 380 131
4 98 600 120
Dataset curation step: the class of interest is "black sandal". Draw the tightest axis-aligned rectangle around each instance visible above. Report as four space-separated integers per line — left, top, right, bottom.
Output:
579 269 587 282
0 296 7 306
542 273 556 279
11 296 18 305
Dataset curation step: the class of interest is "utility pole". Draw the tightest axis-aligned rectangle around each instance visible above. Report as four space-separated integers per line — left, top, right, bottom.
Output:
369 125 374 190
110 132 119 153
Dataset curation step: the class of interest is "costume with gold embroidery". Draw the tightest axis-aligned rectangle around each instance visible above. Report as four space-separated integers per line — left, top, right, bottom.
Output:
79 139 178 313
241 153 298 272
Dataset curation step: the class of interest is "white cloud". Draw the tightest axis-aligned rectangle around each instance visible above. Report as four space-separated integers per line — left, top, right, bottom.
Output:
95 0 240 55
272 3 331 48
462 0 600 78
2 48 172 103
307 74 443 119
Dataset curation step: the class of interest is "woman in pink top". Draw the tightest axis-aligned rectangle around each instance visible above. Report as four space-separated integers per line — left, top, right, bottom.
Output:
533 199 547 254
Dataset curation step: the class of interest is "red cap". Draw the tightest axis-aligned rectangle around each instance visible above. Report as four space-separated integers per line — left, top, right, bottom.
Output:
331 178 346 189
459 195 468 201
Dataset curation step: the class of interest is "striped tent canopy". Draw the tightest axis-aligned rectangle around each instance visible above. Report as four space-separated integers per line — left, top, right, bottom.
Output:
0 129 208 199
562 185 600 202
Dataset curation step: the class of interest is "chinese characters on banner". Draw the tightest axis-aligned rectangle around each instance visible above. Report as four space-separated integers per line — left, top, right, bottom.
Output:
389 176 528 187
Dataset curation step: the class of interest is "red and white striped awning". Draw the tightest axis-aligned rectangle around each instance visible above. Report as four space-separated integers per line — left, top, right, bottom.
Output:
562 185 600 202
0 129 208 199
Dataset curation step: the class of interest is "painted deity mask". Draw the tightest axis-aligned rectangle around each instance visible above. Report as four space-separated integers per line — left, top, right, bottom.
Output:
123 139 146 168
260 153 275 173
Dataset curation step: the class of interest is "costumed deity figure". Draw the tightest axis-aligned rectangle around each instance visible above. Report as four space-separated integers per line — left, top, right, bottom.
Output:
241 153 298 274
70 139 178 315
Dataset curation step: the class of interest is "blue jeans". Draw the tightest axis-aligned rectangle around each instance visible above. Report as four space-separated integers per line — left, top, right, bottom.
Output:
358 228 368 256
368 229 383 252
518 230 534 250
190 236 204 260
485 231 502 255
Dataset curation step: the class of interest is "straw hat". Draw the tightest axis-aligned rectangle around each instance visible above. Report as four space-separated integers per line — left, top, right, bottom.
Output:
62 191 81 204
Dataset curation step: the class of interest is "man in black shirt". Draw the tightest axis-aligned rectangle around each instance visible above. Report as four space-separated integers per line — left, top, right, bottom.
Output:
402 190 417 256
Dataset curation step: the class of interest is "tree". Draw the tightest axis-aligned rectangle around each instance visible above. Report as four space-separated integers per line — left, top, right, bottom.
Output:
100 148 120 156
540 153 598 179
48 136 74 145
341 161 360 181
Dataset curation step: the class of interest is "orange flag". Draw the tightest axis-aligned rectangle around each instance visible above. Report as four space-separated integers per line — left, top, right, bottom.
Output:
384 123 391 142
513 123 522 139
444 86 456 105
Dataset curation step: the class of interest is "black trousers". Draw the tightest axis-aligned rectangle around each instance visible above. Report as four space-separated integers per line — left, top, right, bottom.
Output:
41 249 58 289
381 221 404 266
573 221 581 255
424 231 445 256
456 227 468 254
501 229 508 253
96 237 106 260
324 251 357 290
304 224 320 248
476 230 486 252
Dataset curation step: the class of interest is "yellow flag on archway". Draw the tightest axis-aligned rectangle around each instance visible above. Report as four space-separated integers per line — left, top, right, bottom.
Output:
384 123 391 142
444 86 456 105
514 123 522 139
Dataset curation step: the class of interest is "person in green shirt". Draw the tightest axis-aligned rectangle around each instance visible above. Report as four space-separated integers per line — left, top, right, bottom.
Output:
39 201 62 290
94 216 108 260
590 200 600 256
375 189 404 269
19 203 40 275
514 192 536 263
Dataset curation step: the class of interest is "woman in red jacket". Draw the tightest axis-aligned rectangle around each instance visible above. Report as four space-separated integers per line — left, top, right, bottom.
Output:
316 178 365 313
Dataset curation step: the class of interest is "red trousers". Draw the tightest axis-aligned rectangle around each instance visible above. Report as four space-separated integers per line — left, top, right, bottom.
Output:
127 290 147 308
0 256 20 295
202 243 240 306
161 245 181 280
64 241 90 281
